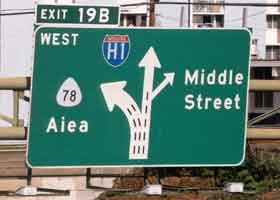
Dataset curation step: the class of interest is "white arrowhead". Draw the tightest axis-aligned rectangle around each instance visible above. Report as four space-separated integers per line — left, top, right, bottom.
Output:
151 72 175 100
138 47 161 68
100 81 127 112
163 73 175 86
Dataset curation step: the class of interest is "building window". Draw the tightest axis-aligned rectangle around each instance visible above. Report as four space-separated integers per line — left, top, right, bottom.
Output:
203 16 212 24
193 15 224 27
254 92 273 108
266 46 280 60
193 0 224 13
267 15 280 29
120 15 147 27
215 15 224 27
251 68 273 108
251 39 258 58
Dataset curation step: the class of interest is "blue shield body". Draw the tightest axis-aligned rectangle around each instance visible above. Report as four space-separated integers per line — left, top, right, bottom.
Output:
102 35 130 68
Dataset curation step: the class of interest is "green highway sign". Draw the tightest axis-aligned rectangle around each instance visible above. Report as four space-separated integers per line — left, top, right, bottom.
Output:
27 27 251 168
36 4 119 26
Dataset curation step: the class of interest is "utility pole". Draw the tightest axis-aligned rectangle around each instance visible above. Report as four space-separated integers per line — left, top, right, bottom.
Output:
0 0 1 71
188 0 191 27
149 0 156 27
179 6 186 27
242 7 248 27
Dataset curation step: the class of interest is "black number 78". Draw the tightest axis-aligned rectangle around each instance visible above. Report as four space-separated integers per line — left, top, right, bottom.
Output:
63 90 77 102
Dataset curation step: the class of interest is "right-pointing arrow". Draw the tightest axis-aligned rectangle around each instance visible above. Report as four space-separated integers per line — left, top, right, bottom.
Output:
164 72 175 86
152 72 175 100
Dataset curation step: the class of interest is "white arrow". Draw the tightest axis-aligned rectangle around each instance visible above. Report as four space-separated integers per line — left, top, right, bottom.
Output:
100 81 144 159
100 81 142 131
151 73 175 100
138 47 161 159
101 47 175 160
100 81 141 114
139 47 161 115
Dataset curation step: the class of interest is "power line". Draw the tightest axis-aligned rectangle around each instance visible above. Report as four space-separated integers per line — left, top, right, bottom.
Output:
1 1 280 16
226 10 266 23
0 0 1 71
157 9 266 23
0 12 34 16
0 8 34 12
122 2 280 7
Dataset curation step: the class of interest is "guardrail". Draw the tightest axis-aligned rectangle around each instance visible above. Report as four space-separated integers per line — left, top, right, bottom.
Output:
0 77 30 141
0 77 30 90
249 80 280 91
0 77 279 140
0 127 278 140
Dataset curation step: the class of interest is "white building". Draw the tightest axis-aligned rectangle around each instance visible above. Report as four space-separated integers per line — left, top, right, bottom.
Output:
156 0 266 58
265 0 280 60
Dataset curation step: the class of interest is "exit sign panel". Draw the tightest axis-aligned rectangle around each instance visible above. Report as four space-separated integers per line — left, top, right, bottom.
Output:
36 4 119 25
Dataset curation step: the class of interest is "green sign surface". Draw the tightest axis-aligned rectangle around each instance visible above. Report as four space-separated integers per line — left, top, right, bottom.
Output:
36 4 119 25
27 27 251 168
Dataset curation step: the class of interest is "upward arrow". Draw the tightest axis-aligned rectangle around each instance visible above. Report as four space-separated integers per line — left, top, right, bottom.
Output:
139 47 161 116
138 47 161 160
139 47 161 69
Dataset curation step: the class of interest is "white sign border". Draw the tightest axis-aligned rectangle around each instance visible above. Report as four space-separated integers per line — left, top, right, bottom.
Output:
26 26 252 169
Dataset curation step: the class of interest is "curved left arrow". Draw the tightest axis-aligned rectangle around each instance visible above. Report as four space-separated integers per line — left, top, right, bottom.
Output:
100 81 145 159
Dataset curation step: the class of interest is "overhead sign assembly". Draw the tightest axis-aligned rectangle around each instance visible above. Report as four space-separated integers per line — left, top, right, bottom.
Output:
27 27 251 167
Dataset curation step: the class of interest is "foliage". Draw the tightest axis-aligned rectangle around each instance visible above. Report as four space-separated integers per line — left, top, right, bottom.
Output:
153 144 280 193
198 144 280 192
